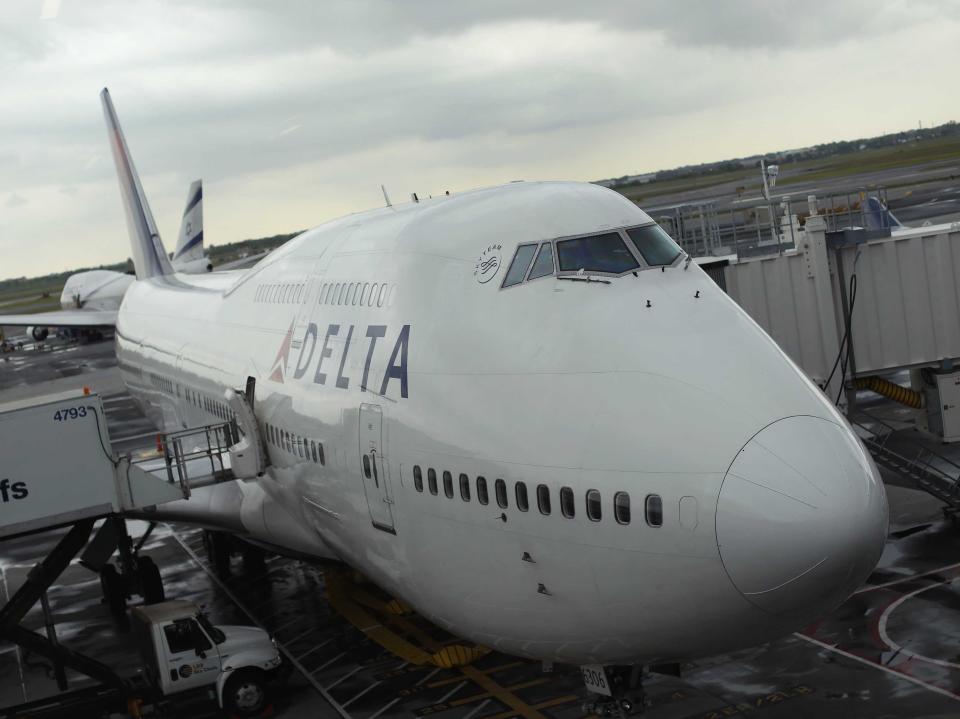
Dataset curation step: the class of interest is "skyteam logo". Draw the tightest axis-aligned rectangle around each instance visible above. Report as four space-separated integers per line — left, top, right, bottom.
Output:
268 321 295 383
474 244 502 284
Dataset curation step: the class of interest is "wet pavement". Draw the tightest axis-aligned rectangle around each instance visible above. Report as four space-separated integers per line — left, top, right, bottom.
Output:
3 344 960 718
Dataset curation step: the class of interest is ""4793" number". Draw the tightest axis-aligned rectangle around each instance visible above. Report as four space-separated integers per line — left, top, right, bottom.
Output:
53 406 88 422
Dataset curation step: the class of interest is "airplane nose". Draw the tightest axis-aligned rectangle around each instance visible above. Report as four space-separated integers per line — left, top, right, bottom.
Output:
716 415 888 616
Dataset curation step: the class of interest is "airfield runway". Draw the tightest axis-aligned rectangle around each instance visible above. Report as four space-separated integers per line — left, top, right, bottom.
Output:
2 339 960 718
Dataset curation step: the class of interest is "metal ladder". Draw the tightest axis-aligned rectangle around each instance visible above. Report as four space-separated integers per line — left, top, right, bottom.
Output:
851 410 960 511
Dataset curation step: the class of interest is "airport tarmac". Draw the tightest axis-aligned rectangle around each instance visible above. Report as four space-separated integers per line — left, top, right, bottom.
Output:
4 341 960 718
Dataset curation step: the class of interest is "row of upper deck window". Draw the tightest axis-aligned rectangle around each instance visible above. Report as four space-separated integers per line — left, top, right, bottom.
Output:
254 282 306 304
501 223 684 288
150 372 235 425
411 466 663 527
318 281 389 308
264 422 326 465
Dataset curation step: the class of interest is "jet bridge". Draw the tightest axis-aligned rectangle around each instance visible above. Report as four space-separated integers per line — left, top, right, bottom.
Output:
0 389 188 702
0 389 187 539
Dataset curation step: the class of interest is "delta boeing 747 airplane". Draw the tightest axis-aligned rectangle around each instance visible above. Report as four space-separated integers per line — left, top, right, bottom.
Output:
99 88 887 703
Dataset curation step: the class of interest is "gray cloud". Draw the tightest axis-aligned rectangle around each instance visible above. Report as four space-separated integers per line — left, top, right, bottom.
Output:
0 0 958 279
5 193 27 208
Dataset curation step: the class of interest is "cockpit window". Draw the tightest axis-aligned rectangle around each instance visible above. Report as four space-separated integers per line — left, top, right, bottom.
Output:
527 243 555 280
556 232 639 274
502 244 538 288
626 224 682 266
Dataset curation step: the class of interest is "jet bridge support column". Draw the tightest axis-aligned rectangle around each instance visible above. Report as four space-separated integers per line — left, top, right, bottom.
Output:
802 213 845 404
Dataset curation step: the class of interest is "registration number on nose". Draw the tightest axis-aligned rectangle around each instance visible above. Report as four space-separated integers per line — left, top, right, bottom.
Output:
581 665 612 696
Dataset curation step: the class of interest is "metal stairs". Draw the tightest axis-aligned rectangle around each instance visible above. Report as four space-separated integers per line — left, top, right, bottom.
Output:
851 410 960 511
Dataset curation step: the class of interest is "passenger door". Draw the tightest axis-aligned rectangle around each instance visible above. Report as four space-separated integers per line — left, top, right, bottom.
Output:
159 618 221 695
358 403 395 533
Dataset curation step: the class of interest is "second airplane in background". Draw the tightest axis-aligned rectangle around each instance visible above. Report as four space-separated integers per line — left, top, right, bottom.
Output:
0 180 211 341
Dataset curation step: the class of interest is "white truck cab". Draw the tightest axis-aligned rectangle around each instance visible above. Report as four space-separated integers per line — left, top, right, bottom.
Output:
131 599 282 716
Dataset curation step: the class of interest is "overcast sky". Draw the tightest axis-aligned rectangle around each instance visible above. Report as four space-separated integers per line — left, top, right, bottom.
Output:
2 0 959 279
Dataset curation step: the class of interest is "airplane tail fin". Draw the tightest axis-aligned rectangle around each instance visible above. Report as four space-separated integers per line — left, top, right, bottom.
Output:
863 196 903 232
100 88 174 280
173 179 204 265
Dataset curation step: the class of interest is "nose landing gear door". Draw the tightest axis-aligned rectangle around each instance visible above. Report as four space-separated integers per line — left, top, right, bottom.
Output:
359 403 395 533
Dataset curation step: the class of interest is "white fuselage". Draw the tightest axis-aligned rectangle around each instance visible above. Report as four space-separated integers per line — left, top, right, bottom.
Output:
60 269 133 312
114 181 888 666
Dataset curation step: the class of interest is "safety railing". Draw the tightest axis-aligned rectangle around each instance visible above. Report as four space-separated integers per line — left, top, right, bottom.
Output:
131 420 238 494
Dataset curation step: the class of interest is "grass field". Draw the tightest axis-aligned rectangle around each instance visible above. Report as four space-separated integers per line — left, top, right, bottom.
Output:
777 135 960 186
615 133 960 203
0 283 64 313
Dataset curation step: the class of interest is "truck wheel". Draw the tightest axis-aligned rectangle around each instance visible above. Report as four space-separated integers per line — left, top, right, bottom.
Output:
223 669 268 717
203 530 232 575
99 564 126 616
137 556 165 604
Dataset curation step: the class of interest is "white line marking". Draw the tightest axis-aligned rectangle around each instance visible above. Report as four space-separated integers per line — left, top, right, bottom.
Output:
313 651 346 674
436 680 466 703
342 679 382 708
463 698 493 719
795 632 960 702
877 578 960 670
366 697 400 719
855 561 960 594
295 638 333 661
325 664 362 690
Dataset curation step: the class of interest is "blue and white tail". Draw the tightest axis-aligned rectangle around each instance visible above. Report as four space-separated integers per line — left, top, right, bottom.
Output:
863 196 903 232
100 88 174 280
172 179 205 268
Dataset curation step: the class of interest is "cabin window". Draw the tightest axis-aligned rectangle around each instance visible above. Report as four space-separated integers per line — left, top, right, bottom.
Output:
284 431 291 453
477 477 489 505
368 283 378 307
645 494 663 527
360 283 370 305
311 440 318 463
442 471 454 498
459 473 471 501
352 283 360 305
560 486 575 518
298 437 305 458
413 465 423 492
495 479 508 508
586 489 602 522
362 454 371 479
515 482 529 512
557 232 639 274
528 243 555 280
626 224 682 267
347 283 355 305
377 284 387 307
537 485 551 515
428 468 438 495
318 443 325 466
502 244 538 288
614 492 631 525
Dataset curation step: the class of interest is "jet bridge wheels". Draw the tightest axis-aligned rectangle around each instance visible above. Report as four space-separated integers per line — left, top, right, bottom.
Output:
137 556 165 604
203 530 234 575
99 564 126 617
202 530 269 575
